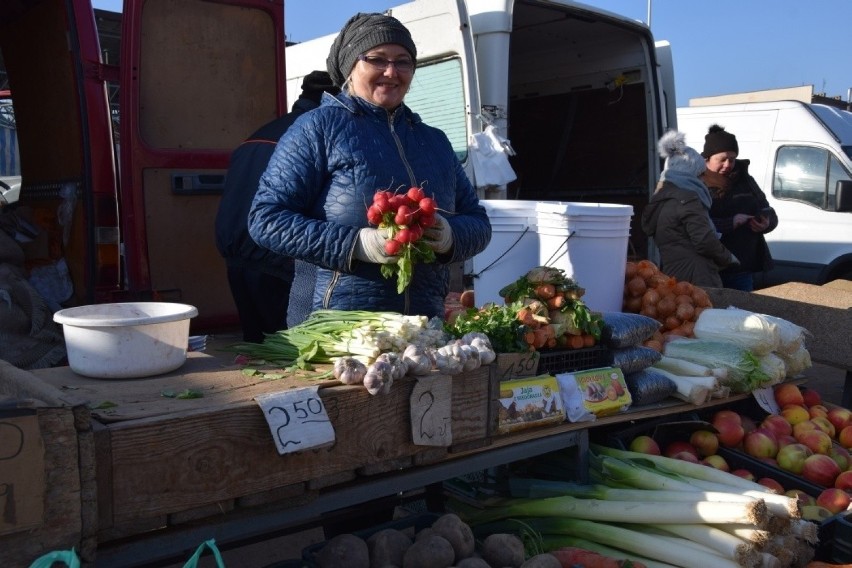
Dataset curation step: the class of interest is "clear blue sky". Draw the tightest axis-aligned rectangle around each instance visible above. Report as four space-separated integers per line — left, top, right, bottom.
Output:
91 0 852 108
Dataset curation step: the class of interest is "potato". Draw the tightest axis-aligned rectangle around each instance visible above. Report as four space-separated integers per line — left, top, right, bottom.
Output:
481 533 525 568
367 528 413 568
402 534 455 568
456 557 491 568
520 553 562 568
315 533 369 568
429 513 475 561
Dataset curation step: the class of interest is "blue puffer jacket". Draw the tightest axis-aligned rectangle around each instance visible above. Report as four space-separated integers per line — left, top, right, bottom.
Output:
249 92 492 319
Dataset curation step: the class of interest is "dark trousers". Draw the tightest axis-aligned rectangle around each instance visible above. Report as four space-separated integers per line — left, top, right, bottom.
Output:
227 266 292 343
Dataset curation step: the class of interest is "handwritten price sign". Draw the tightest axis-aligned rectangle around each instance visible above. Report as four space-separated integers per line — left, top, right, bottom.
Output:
410 374 452 447
255 387 335 455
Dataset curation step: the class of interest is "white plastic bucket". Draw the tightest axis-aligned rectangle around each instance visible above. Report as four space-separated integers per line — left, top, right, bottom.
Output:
535 202 633 312
53 302 198 378
470 200 540 306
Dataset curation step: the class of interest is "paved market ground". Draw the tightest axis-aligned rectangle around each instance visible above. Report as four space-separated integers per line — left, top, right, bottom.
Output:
158 333 849 568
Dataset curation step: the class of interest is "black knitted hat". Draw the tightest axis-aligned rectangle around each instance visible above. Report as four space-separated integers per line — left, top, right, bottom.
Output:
702 124 739 157
326 12 417 88
300 70 339 104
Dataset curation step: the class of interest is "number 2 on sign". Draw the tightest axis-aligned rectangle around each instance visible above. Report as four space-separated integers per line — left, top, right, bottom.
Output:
255 386 335 455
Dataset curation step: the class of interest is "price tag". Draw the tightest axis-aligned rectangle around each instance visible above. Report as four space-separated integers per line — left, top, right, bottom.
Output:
752 386 780 415
410 375 452 447
255 386 335 455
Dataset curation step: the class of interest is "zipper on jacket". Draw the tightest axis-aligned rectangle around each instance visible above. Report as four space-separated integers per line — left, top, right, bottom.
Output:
322 271 341 308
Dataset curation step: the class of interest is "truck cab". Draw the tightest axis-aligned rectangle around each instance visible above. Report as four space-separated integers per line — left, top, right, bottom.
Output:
0 0 286 330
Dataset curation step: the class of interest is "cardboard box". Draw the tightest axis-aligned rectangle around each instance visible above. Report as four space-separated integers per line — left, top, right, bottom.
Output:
494 351 540 381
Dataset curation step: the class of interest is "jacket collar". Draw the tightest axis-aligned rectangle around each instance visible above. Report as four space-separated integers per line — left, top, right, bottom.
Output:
321 91 421 125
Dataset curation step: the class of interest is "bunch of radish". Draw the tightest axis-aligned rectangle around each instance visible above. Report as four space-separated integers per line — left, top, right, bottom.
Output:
366 185 439 293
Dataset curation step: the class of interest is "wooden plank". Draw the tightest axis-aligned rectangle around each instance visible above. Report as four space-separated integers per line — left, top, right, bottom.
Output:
105 378 426 523
450 366 491 444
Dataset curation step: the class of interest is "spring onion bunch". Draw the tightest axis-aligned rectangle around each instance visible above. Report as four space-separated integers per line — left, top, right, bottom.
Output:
225 310 447 368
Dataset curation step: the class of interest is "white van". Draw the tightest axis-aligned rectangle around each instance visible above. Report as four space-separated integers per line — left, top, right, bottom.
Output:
677 101 852 287
285 0 676 272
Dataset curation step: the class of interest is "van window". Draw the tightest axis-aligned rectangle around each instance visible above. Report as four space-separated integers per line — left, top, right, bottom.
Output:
405 58 468 162
773 145 851 210
0 97 18 176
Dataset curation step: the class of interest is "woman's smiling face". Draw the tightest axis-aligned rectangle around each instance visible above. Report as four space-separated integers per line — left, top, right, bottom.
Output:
348 43 414 110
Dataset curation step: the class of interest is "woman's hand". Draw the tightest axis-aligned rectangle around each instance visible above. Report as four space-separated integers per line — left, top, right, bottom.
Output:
353 228 397 264
424 214 454 253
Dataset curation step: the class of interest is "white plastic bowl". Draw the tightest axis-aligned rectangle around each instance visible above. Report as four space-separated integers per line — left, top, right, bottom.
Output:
53 302 198 379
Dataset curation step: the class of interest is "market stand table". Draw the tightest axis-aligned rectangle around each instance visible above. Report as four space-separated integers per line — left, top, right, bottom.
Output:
1 352 762 567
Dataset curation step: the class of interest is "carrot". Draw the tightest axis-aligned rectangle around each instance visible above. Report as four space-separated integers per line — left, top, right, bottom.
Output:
535 283 556 300
568 334 585 350
582 333 595 347
550 547 625 568
532 327 550 349
547 294 567 310
517 306 537 326
523 330 536 346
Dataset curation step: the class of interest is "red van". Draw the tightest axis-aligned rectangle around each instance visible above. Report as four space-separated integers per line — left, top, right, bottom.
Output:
0 0 286 329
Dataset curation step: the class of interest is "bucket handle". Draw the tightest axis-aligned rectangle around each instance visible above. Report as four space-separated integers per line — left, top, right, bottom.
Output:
470 226 531 280
542 230 576 267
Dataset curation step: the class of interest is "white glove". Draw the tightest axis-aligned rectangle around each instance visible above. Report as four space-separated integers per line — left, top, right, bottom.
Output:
424 213 454 254
353 228 397 264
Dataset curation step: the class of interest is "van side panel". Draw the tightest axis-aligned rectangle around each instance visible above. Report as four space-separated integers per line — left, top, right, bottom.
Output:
121 0 285 328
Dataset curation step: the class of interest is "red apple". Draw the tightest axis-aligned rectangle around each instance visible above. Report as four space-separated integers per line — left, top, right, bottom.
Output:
828 408 852 433
802 454 842 486
714 420 746 448
671 451 700 464
713 409 742 426
664 441 699 459
835 470 852 491
775 383 805 408
802 388 823 408
629 435 661 455
731 468 755 481
839 425 852 449
811 416 837 438
761 414 793 439
816 488 852 514
786 489 816 507
809 405 829 420
793 420 819 440
757 477 785 494
832 446 851 471
689 430 720 458
798 429 834 455
701 454 730 472
776 434 798 450
776 443 813 474
782 405 811 426
743 429 779 459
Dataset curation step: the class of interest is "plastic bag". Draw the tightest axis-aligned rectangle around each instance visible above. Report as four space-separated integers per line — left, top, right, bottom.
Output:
758 352 786 386
623 368 677 406
760 312 810 354
183 539 226 568
29 549 81 568
777 344 813 378
663 337 770 393
693 307 780 355
609 345 662 375
469 125 517 187
599 312 661 349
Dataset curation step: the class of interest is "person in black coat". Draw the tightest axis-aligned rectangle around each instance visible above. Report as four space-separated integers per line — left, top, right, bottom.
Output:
215 71 339 342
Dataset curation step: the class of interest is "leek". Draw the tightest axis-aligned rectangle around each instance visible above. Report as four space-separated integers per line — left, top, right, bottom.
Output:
654 355 713 376
649 523 758 566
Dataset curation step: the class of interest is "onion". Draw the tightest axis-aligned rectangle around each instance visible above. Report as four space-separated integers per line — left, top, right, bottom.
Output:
625 261 638 280
624 296 642 313
626 276 647 298
674 294 693 305
680 320 695 336
641 288 660 307
656 295 677 318
643 339 663 352
692 287 712 308
675 302 695 322
664 315 682 330
640 305 658 319
673 280 694 296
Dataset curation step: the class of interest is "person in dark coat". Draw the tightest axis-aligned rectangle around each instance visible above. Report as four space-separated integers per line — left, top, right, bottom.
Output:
642 130 738 287
248 13 491 322
215 71 339 342
701 124 778 291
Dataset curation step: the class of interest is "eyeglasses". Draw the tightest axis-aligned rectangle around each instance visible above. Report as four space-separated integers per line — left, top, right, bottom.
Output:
357 54 415 73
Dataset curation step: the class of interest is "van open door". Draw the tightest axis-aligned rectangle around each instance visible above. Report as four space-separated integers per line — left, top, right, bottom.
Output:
120 0 285 329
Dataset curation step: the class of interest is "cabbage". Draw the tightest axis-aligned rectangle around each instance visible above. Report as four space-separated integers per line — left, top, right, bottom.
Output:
663 338 770 393
692 307 780 355
777 344 813 378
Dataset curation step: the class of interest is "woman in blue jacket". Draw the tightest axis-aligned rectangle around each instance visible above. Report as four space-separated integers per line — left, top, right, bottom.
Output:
249 12 491 322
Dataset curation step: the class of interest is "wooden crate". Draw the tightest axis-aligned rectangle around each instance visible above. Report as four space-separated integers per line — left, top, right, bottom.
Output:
0 359 98 565
24 353 494 543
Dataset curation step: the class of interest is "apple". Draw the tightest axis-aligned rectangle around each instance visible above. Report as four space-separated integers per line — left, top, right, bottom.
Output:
816 488 852 514
802 454 842 486
664 441 699 459
712 409 742 426
689 430 719 458
701 454 730 472
775 383 805 408
629 435 661 455
776 443 813 474
731 468 755 481
835 470 852 491
740 415 757 435
743 429 779 459
811 416 837 438
786 489 816 507
802 388 823 408
760 414 793 439
781 405 811 426
714 419 746 448
776 434 798 450
671 451 700 464
797 429 834 455
831 445 851 471
839 425 852 449
757 477 785 494
793 420 819 439
809 405 829 420
828 407 852 433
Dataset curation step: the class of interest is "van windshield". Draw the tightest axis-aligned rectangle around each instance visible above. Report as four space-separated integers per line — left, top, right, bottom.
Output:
810 104 852 161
